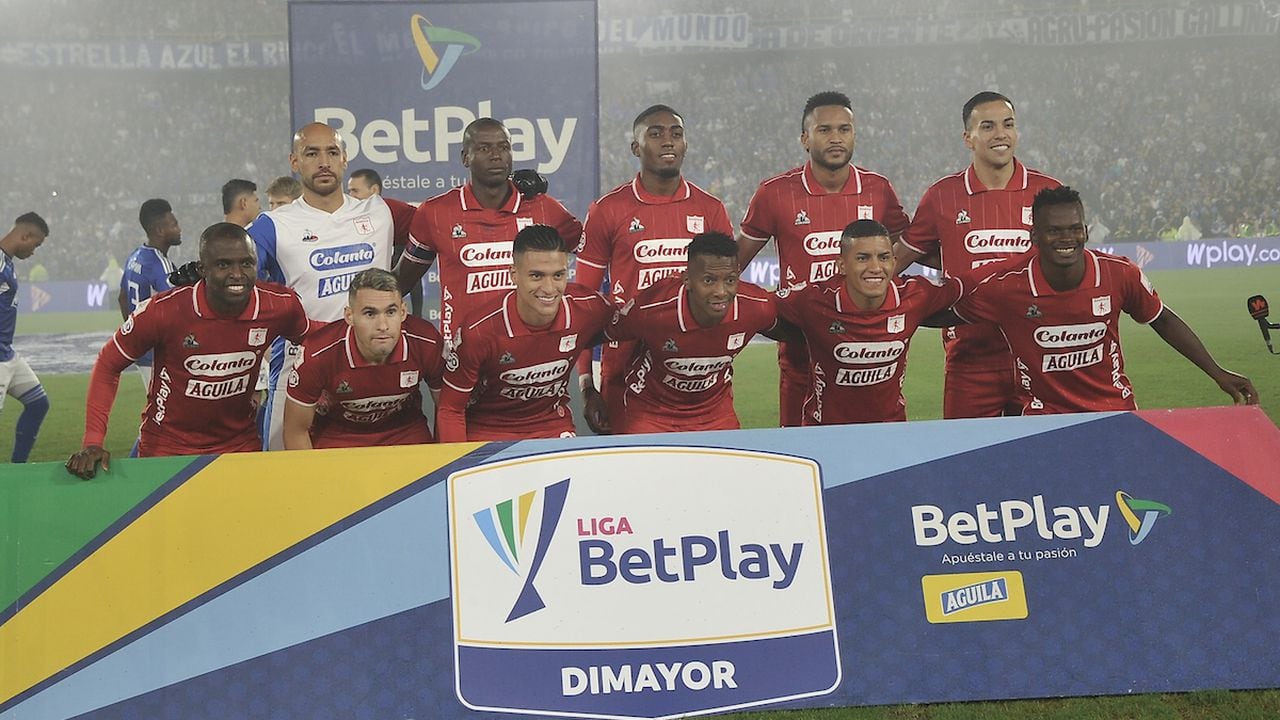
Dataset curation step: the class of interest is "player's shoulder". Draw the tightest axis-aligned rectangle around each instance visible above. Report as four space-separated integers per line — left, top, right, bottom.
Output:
418 185 465 210
303 318 348 352
924 168 968 193
1093 249 1139 271
564 282 608 303
684 179 726 205
254 281 303 305
853 164 898 189
1022 165 1061 189
755 166 806 191
734 281 774 304
402 315 444 345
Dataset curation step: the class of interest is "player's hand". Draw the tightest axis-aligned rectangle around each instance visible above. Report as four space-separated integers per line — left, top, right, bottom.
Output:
1214 370 1259 405
582 385 612 435
511 169 549 199
167 261 201 287
66 445 111 480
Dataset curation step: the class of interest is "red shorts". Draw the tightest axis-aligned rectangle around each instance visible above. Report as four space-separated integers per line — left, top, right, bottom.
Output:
622 407 740 435
943 368 1023 419
777 339 808 428
139 432 260 458
600 340 638 434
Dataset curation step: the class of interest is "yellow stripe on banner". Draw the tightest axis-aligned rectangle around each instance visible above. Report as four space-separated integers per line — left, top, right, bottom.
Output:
0 442 483 705
517 490 535 544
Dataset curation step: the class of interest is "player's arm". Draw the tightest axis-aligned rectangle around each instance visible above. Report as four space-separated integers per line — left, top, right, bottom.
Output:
383 197 416 248
894 241 940 273
66 337 136 479
247 216 285 282
572 261 608 387
397 205 439 296
1148 307 1259 405
282 399 316 450
736 232 770 269
116 286 129 320
435 385 470 443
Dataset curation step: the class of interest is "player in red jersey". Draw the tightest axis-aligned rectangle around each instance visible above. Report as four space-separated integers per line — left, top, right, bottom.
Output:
951 187 1257 414
738 91 911 427
283 268 444 450
437 225 612 442
66 224 310 477
774 220 963 425
575 104 734 433
893 91 1062 419
394 118 581 346
604 232 779 434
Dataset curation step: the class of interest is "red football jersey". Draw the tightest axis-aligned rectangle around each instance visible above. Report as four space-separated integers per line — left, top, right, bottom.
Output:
901 160 1060 373
438 283 611 441
287 316 445 448
85 281 309 456
953 250 1164 414
605 276 777 432
741 161 910 287
776 275 962 425
404 182 581 343
577 176 733 306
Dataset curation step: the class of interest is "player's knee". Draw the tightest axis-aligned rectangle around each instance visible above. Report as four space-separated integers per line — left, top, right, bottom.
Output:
19 387 49 419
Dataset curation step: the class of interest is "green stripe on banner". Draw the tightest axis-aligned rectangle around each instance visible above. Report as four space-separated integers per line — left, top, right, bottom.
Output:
497 498 518 562
0 456 195 611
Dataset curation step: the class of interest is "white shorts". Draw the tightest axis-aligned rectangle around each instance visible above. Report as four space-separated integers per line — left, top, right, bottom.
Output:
260 338 303 451
0 353 41 412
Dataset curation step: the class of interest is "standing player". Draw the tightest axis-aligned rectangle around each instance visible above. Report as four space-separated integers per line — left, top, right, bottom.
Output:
952 187 1256 413
575 104 733 431
119 198 182 391
893 91 1061 418
249 122 415 450
394 118 580 346
283 269 444 450
349 167 424 319
774 220 963 426
266 176 303 210
221 179 260 227
0 212 50 462
66 224 309 477
436 225 611 442
737 91 911 426
605 232 778 434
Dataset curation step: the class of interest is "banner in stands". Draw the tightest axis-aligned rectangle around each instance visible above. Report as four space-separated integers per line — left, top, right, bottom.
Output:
288 1 598 218
3 406 1279 719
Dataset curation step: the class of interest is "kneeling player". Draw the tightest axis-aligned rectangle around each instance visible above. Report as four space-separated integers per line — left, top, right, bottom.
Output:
283 268 444 449
775 219 964 425
603 231 779 434
436 225 612 442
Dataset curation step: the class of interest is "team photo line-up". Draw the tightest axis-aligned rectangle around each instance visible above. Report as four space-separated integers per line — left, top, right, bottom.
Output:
3 90 1258 474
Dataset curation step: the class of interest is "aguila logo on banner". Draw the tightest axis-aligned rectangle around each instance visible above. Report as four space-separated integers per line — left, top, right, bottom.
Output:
447 447 840 719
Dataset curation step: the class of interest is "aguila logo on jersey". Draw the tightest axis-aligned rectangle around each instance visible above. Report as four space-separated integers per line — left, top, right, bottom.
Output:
794 210 811 226
955 209 971 224
410 14 482 91
663 338 679 352
183 334 199 348
628 217 644 233
452 223 467 239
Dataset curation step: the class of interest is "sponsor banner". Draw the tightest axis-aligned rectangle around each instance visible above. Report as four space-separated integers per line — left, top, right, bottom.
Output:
289 1 598 217
0 41 290 70
20 282 115 313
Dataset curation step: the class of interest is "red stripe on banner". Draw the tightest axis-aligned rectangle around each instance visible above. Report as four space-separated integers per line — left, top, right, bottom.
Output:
1137 406 1280 505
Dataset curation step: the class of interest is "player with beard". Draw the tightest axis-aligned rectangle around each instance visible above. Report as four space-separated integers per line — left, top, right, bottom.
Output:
737 91 910 426
575 104 734 433
893 91 1061 418
67 224 309 476
950 187 1256 413
773 220 963 425
436 225 611 442
604 232 779 434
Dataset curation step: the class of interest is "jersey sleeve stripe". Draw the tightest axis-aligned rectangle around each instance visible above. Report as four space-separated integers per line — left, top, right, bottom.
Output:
443 378 474 393
110 336 140 362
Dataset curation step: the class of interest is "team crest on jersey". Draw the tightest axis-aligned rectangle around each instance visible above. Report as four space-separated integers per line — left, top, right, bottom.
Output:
400 371 419 388
452 224 467 239
1092 296 1112 316
1022 206 1034 225
686 215 704 234
955 209 971 224
248 328 268 346
887 314 905 333
727 332 745 350
559 334 578 352
794 210 811 226
663 338 679 352
183 334 200 348
500 351 515 365
337 380 353 394
1025 305 1042 319
628 217 644 233
301 229 319 243
352 215 374 236
516 217 534 231
857 205 874 220
829 321 846 334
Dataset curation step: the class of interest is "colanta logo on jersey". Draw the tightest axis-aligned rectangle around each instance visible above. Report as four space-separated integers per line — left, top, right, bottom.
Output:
448 448 839 718
964 229 1031 254
410 14 481 91
309 243 376 271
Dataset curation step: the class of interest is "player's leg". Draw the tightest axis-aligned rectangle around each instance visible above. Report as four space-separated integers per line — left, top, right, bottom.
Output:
599 341 635 434
129 364 154 457
776 340 809 427
258 338 299 450
942 369 1012 419
3 355 49 463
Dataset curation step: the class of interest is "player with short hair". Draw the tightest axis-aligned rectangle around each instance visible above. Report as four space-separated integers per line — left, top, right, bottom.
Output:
221 178 260 227
605 231 779 434
951 186 1257 414
893 91 1061 418
0 212 50 462
394 118 581 346
283 268 444 450
575 104 734 432
436 225 611 442
119 198 182 389
249 122 416 450
774 220 963 425
738 90 911 427
66 224 310 476
265 175 303 210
